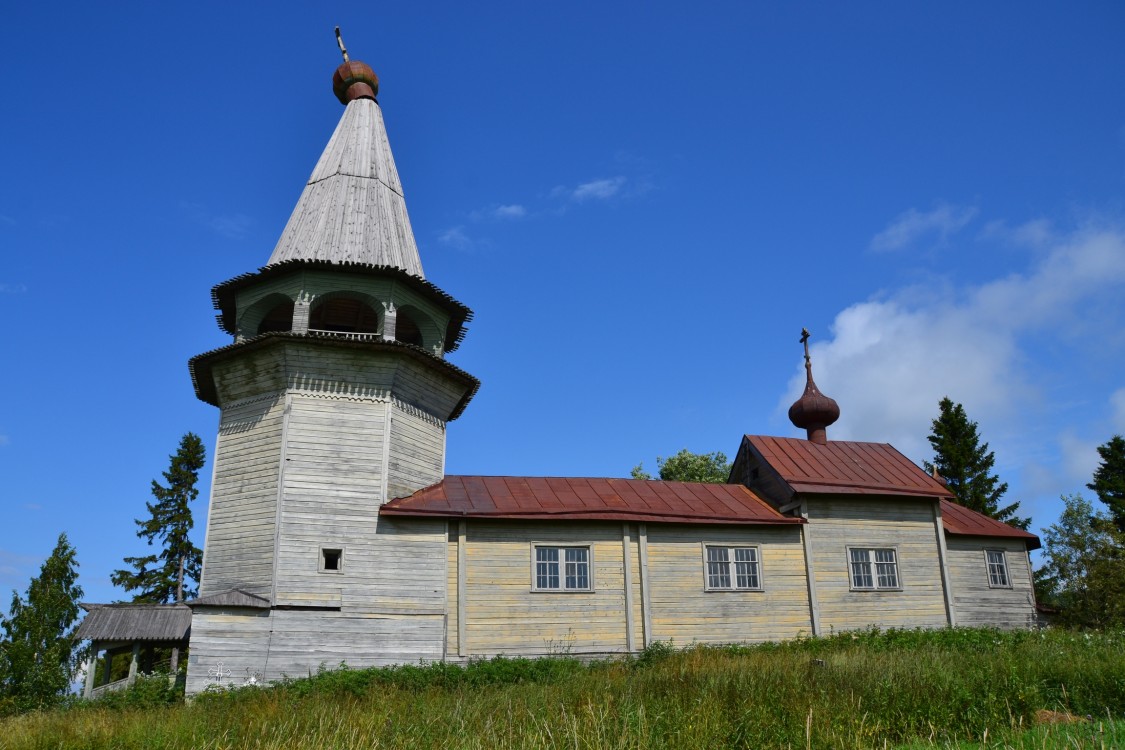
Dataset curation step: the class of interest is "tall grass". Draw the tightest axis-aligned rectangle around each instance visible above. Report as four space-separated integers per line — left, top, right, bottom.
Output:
4 628 1124 749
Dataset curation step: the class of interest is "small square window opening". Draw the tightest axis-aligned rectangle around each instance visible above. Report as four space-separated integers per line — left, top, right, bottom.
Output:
321 548 343 572
986 550 1010 587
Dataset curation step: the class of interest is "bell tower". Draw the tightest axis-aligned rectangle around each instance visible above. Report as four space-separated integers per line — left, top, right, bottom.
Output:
185 33 479 693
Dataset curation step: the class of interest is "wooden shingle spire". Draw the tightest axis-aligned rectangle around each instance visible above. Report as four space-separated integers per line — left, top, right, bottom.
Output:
267 30 423 277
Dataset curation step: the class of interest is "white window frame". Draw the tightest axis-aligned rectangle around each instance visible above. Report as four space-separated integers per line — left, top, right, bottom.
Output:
319 546 344 574
847 546 901 591
985 549 1011 588
702 544 764 591
531 544 593 592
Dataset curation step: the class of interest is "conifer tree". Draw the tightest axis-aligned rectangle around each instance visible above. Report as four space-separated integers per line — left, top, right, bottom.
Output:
0 533 84 713
111 433 206 604
1087 435 1125 533
924 397 1029 529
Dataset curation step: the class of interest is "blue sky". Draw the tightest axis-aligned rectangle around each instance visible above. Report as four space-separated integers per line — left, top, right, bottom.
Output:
2 2 1124 606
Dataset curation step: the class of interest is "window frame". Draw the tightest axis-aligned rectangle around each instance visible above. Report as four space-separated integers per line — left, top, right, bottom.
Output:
530 543 594 593
319 546 344 574
702 544 764 592
846 546 902 591
985 549 1012 589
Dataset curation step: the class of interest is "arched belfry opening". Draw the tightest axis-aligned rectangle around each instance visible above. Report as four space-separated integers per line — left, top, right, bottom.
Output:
395 308 423 347
309 295 381 335
257 299 295 335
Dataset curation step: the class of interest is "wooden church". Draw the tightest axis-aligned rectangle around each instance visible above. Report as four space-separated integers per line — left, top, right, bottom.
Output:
78 40 1041 696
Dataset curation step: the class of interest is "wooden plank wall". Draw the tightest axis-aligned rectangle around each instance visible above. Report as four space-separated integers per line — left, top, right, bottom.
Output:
199 395 284 598
646 524 812 643
945 537 1036 628
186 608 445 694
185 608 272 694
460 522 631 656
806 497 949 631
386 401 445 501
274 395 386 607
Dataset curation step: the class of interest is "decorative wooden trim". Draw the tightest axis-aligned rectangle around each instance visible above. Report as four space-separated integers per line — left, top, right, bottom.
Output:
799 501 821 636
457 521 467 658
933 502 957 626
638 523 653 647
622 524 635 653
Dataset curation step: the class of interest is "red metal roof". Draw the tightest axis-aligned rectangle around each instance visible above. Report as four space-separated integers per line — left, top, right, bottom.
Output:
940 499 1040 549
381 476 802 526
746 435 954 499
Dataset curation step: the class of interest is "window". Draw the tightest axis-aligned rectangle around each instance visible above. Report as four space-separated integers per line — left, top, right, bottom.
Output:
533 546 591 591
986 550 1010 588
849 548 899 590
320 547 343 573
704 546 762 590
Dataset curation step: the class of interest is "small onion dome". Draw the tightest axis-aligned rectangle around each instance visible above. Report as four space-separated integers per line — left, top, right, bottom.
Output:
788 362 840 446
333 61 379 104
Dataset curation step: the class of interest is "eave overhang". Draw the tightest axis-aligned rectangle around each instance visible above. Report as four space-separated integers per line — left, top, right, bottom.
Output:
188 331 480 420
210 259 473 352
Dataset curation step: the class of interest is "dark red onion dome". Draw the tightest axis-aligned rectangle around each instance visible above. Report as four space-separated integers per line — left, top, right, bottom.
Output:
788 329 840 445
333 61 379 104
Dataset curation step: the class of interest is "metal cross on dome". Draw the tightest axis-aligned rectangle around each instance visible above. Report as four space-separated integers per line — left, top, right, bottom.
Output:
207 662 232 683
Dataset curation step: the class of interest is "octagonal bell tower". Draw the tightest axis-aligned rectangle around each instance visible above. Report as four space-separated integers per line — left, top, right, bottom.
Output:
184 37 479 693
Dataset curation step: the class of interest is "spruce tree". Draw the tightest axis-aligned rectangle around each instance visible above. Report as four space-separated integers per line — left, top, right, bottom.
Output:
0 533 84 713
924 397 1029 529
1087 435 1125 533
111 433 206 604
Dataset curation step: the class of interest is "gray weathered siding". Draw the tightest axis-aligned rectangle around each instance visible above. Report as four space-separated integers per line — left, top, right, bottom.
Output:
805 497 949 632
646 524 812 644
199 395 284 598
945 537 1036 629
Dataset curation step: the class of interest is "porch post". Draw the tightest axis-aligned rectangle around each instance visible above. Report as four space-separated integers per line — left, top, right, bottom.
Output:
83 642 99 699
127 643 140 686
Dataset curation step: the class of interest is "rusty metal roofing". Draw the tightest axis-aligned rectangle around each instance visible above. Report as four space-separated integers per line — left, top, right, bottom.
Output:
188 589 271 609
74 603 191 642
940 499 1041 549
746 435 954 499
381 476 803 526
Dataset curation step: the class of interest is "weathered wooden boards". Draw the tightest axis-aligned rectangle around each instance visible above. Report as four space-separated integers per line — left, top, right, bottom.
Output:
268 99 423 276
945 537 1036 628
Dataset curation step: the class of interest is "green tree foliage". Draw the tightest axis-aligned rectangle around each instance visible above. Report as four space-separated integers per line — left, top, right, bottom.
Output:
1039 493 1125 628
631 449 731 483
111 433 206 603
1087 434 1125 533
0 533 84 713
924 397 1029 529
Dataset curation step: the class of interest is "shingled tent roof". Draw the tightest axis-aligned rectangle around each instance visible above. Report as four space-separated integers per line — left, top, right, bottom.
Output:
74 603 191 642
268 89 423 276
381 476 803 526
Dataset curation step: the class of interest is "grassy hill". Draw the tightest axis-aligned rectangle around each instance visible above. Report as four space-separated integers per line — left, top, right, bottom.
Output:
4 628 1124 749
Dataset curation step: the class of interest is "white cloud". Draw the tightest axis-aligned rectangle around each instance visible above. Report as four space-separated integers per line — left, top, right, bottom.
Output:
0 283 26 294
0 433 9 446
438 226 475 251
870 203 978 252
180 201 253 239
781 222 1125 468
569 176 627 202
1112 389 1125 433
493 204 526 219
0 214 15 226
1059 431 1100 485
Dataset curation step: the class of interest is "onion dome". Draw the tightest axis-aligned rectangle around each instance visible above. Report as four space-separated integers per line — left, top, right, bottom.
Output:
788 328 840 445
333 61 379 104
